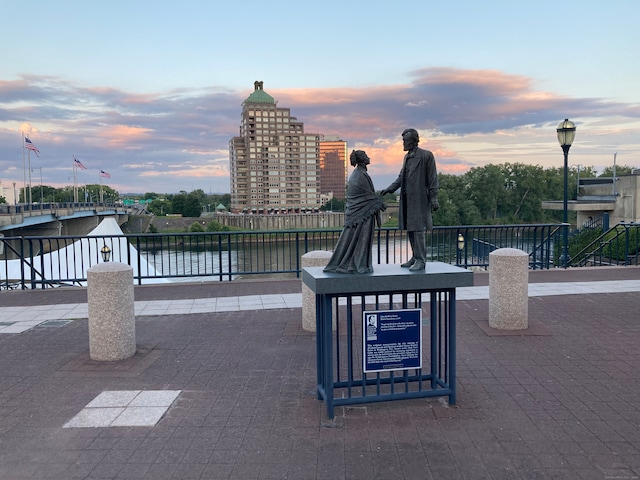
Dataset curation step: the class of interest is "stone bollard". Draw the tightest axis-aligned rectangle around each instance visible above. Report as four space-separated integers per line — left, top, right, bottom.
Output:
87 263 136 361
489 248 529 330
301 250 333 332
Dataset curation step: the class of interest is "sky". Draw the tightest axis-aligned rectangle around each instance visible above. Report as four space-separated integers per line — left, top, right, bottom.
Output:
1 0 640 198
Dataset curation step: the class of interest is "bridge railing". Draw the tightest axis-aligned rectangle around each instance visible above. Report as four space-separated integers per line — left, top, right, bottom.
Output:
0 201 123 216
1 223 562 289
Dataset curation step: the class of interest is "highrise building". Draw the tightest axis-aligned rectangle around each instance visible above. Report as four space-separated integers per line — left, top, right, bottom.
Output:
229 81 321 213
319 136 348 200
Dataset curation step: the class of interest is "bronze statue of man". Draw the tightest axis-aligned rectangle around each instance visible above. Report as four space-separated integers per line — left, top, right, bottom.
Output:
380 128 439 271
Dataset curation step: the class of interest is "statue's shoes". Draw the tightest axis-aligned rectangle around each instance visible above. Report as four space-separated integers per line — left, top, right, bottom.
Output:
401 258 415 268
409 261 425 271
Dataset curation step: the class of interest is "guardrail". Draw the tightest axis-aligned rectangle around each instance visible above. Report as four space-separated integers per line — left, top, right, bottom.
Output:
0 201 122 216
1 223 562 289
571 222 640 267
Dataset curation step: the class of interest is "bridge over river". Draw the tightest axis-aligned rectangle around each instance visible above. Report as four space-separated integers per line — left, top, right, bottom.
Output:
0 203 130 236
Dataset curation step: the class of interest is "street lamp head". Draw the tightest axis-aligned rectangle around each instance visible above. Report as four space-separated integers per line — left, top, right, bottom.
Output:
557 118 576 147
101 244 111 262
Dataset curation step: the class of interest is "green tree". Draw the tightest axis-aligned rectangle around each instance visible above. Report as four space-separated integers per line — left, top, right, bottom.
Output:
320 198 346 212
465 164 507 222
190 189 207 204
433 174 483 226
0 195 6 204
53 186 75 202
599 165 635 177
433 174 463 225
169 192 186 215
189 222 205 232
184 191 203 217
206 220 229 231
82 184 119 203
169 190 203 217
148 199 172 216
503 163 547 223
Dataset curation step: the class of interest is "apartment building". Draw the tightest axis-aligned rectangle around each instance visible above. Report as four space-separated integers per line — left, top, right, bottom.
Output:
229 81 322 213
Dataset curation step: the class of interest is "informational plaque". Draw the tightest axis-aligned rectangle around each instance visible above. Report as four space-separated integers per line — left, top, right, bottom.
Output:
363 309 422 373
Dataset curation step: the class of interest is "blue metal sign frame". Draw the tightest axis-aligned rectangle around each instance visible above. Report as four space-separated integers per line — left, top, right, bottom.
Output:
303 263 473 419
363 309 422 373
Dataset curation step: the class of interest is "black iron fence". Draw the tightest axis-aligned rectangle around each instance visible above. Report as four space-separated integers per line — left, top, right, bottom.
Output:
571 222 640 267
1 223 563 289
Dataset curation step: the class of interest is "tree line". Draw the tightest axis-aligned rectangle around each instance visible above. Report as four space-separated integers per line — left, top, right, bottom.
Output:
425 163 632 226
3 163 633 227
144 190 231 218
8 184 119 204
323 163 634 227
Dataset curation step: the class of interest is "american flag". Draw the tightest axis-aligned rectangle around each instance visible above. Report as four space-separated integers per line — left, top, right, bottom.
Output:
74 157 87 170
24 137 40 156
100 170 111 178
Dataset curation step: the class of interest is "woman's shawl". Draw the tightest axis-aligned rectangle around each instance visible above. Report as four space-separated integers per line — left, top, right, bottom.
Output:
343 166 386 228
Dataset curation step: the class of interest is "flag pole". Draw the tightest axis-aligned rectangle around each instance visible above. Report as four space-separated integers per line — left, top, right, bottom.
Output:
73 156 78 203
99 170 104 203
27 147 32 205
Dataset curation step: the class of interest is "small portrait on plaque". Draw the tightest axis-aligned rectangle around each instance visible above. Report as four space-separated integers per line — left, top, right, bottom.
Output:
366 314 378 340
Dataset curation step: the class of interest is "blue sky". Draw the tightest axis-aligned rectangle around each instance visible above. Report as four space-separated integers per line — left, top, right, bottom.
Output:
1 0 639 196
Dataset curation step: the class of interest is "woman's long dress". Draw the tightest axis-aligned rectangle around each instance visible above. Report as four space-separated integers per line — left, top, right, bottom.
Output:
323 165 386 274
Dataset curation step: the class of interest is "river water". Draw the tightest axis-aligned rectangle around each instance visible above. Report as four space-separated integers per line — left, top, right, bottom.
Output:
140 239 413 282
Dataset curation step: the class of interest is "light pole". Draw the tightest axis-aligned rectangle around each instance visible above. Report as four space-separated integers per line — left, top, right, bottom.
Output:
39 167 43 203
557 119 576 268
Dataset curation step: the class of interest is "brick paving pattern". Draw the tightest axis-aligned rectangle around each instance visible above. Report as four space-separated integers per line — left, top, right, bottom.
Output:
0 267 639 479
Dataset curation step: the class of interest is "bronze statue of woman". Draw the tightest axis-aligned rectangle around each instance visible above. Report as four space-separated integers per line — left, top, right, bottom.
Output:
324 150 386 274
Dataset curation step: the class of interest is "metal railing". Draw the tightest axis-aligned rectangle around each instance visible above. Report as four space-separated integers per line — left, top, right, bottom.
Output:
571 222 640 267
1 223 563 289
0 201 122 216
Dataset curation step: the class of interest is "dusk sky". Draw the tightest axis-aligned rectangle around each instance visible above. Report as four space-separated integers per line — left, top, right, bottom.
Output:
1 1 639 197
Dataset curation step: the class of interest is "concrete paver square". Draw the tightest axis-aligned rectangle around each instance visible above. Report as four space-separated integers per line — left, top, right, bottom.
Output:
64 390 180 428
110 407 168 427
86 390 141 408
129 390 181 407
64 407 124 428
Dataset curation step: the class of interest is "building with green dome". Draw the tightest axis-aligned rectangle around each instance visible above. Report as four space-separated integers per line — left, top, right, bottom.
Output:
229 81 343 213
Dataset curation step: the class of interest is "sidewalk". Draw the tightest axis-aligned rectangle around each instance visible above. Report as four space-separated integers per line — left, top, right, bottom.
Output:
2 267 640 334
0 266 639 479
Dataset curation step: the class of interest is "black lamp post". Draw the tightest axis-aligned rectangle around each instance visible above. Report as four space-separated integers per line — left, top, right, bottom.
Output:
557 119 576 268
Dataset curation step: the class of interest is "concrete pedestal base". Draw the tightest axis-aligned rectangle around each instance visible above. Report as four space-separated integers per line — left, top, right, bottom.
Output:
87 262 136 361
489 248 529 330
301 251 333 332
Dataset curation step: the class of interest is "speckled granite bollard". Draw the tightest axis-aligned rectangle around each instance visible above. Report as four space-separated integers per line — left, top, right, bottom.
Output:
489 248 529 330
301 251 334 332
87 263 136 361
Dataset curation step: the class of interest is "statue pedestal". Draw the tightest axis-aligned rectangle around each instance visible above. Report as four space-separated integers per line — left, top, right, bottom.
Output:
303 263 473 419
